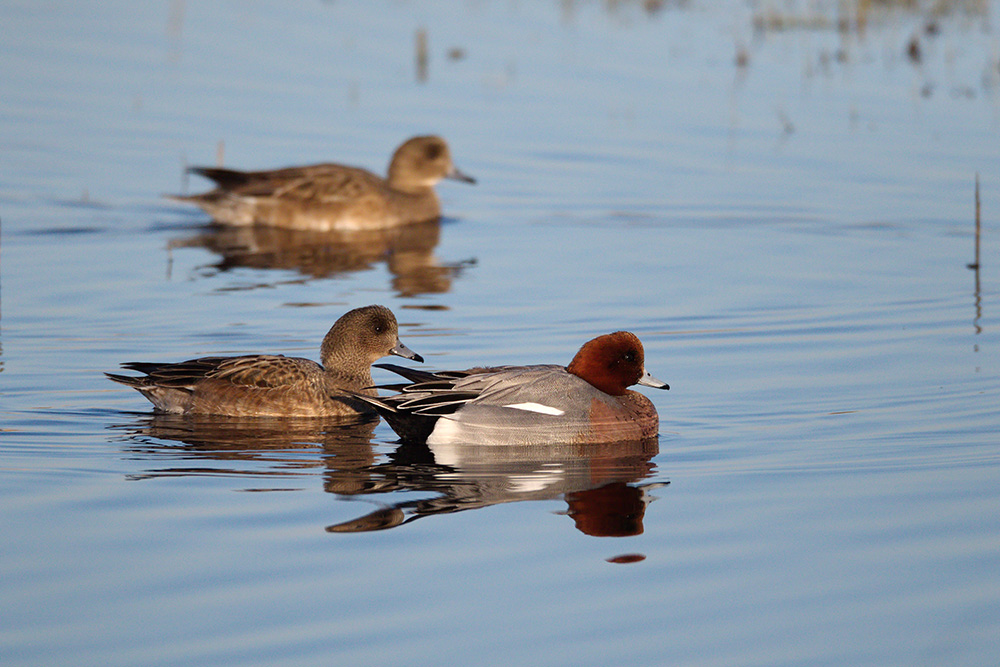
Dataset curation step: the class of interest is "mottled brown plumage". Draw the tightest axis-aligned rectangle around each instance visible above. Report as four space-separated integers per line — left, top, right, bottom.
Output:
169 136 475 231
106 305 422 417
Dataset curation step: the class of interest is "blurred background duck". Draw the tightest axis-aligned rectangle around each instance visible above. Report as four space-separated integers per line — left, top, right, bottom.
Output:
169 135 475 231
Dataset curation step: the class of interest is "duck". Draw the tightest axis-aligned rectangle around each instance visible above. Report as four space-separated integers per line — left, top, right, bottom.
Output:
168 135 475 232
354 331 669 445
106 305 423 417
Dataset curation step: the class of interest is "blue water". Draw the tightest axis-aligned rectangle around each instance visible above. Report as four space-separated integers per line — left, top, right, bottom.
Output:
2 1 999 665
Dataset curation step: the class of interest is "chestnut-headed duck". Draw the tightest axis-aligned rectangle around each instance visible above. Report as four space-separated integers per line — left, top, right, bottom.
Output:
355 331 669 445
168 136 475 232
106 305 423 418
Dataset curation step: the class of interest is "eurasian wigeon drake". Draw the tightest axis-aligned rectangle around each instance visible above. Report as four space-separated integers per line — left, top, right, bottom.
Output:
168 136 475 232
106 305 423 418
354 331 669 445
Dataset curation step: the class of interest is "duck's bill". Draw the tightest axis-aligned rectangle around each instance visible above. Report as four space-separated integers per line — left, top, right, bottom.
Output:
390 340 424 363
447 167 477 185
638 369 669 390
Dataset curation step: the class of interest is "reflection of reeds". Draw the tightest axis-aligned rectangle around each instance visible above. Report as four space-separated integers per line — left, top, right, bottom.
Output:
741 0 996 98
752 0 989 35
968 173 981 270
415 27 429 83
968 174 982 336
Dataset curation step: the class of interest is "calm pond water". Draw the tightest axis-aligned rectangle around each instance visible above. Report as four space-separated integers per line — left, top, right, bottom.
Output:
2 1 1000 665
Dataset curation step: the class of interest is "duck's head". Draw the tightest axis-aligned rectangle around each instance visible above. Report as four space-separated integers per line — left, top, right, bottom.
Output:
387 135 476 191
566 331 669 396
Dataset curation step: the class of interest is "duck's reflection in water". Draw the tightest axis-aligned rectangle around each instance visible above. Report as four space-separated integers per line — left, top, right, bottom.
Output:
169 219 474 296
111 415 665 536
112 413 380 491
326 438 665 537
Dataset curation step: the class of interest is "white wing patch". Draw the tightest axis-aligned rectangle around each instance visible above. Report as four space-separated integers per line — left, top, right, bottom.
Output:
502 402 565 416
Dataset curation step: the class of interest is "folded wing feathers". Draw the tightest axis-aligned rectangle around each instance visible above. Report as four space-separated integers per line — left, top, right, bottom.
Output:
373 363 448 384
119 358 229 388
394 391 482 416
188 167 252 189
371 363 570 421
115 355 307 390
371 382 417 392
372 372 519 417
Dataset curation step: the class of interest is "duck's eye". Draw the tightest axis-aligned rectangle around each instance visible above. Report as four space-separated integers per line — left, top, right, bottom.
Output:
623 351 636 363
425 144 442 160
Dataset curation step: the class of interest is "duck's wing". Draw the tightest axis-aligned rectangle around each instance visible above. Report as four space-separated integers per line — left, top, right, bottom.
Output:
118 355 320 390
368 365 562 415
190 164 342 189
189 164 384 203
199 355 321 388
373 363 467 385
187 167 255 189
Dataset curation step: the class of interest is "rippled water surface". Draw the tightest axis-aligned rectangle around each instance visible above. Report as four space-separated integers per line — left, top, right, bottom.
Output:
2 1 1000 665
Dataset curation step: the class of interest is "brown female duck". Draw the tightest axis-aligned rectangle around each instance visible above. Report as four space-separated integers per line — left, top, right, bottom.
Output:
169 136 475 231
106 305 422 417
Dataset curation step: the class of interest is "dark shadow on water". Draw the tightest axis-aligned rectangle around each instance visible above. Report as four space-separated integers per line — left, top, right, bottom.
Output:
166 218 475 296
108 413 666 536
